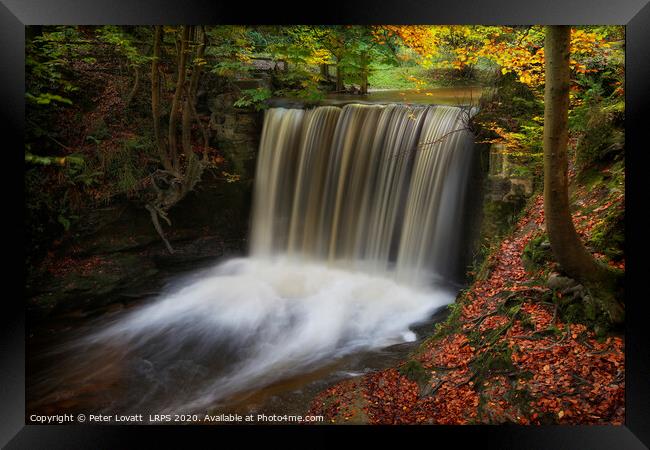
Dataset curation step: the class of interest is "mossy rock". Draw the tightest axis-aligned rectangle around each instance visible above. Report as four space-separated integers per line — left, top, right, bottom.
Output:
554 290 612 335
588 208 624 261
482 198 525 238
522 234 552 272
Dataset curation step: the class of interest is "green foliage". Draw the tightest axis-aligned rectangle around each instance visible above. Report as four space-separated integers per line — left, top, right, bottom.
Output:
24 153 91 246
25 151 63 166
207 26 255 77
95 25 150 66
554 290 611 336
473 73 544 185
233 87 272 110
573 101 624 169
368 65 434 89
427 298 464 343
568 46 624 170
25 27 82 156
588 207 624 262
86 119 111 143
62 154 101 187
26 26 85 101
103 135 157 198
25 92 73 105
274 71 325 101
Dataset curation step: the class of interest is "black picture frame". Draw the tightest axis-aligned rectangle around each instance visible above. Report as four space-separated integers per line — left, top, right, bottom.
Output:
4 0 649 447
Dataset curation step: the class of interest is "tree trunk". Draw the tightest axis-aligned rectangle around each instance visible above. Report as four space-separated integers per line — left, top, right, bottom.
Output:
543 25 623 323
151 26 172 172
168 26 190 169
336 64 344 92
182 26 208 162
320 63 329 81
360 51 368 95
181 27 196 159
125 65 140 108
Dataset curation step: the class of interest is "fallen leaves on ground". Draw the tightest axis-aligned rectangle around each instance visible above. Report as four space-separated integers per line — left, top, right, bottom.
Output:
308 194 624 425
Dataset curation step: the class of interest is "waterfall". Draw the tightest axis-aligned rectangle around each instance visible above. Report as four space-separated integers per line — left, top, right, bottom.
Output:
250 103 475 286
46 102 478 415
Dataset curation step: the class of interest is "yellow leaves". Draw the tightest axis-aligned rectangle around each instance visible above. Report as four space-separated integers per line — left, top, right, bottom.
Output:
193 57 207 67
479 120 542 154
519 73 533 85
382 25 440 60
305 48 331 66
405 74 428 87
570 28 606 55
221 171 240 183
478 27 614 90
385 25 619 93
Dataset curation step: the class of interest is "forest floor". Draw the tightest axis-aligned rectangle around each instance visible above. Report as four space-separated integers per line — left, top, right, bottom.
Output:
307 164 625 425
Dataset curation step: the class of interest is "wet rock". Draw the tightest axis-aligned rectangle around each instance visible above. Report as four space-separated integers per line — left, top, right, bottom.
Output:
27 252 159 316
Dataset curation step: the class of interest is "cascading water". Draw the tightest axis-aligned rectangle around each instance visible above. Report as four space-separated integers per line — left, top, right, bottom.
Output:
250 103 475 284
30 103 477 416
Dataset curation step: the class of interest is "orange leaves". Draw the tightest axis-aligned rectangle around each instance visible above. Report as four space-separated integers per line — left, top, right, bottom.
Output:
307 379 366 424
308 190 624 426
479 27 613 90
519 321 624 425
363 369 420 424
416 382 479 425
421 334 474 369
381 25 440 66
378 26 619 95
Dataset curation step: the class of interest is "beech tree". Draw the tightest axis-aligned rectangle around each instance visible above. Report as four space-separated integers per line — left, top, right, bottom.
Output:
542 25 623 324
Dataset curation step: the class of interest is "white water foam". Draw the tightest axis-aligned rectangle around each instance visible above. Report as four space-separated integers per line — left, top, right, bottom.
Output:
86 256 453 412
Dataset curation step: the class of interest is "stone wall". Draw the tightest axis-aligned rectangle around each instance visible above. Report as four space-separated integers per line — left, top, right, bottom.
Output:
207 78 269 180
476 143 537 259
